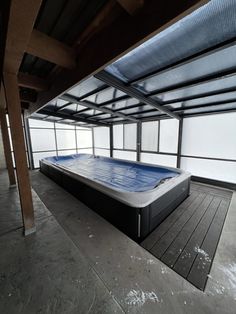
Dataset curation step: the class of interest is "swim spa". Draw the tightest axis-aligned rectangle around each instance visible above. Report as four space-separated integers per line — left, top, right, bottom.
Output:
40 154 191 241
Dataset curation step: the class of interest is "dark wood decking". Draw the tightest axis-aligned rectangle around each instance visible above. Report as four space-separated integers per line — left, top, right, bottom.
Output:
141 182 233 291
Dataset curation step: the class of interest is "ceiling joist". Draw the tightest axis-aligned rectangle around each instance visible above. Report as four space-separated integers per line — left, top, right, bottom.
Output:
27 29 76 69
116 0 144 15
18 72 49 91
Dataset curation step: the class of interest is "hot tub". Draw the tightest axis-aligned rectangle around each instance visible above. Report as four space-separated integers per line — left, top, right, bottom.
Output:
40 154 191 241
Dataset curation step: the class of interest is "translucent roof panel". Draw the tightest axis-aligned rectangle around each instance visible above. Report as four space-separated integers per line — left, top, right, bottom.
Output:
106 0 236 82
45 116 63 121
94 113 112 120
78 109 101 116
180 102 236 115
132 111 162 119
105 98 138 110
67 76 107 99
158 91 236 111
118 105 153 115
55 99 70 108
153 74 236 102
134 43 236 93
100 117 125 123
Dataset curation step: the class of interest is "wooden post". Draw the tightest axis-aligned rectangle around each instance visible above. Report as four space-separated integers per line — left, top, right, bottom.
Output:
4 72 35 235
0 108 16 185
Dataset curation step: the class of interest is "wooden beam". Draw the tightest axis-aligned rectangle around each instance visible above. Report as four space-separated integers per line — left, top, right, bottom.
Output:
4 0 42 74
28 0 208 115
18 72 49 91
20 89 37 103
116 0 144 15
4 72 35 235
0 85 16 185
76 1 120 46
27 29 76 69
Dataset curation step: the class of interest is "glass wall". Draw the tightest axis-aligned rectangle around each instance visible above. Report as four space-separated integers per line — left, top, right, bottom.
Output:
140 119 179 167
93 126 110 157
180 112 236 183
113 123 137 161
28 111 236 185
28 119 93 168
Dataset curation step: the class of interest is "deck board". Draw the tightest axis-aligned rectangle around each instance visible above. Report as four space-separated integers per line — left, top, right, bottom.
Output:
151 193 206 258
173 197 221 278
141 191 199 250
141 182 233 291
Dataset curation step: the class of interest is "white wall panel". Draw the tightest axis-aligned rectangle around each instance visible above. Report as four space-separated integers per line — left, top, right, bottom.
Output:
56 129 76 150
57 150 76 156
33 151 56 168
141 153 177 167
113 124 123 149
31 129 56 151
182 113 236 159
29 119 54 128
78 148 93 154
113 150 137 161
76 130 92 148
94 148 110 157
124 123 137 150
181 157 236 183
141 121 158 151
159 119 179 153
94 127 110 148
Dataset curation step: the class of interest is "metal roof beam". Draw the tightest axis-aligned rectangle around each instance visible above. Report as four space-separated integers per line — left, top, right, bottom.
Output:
95 71 181 120
61 94 138 122
38 109 108 126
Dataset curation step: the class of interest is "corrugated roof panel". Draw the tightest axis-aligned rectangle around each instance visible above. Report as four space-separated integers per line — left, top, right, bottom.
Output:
153 74 236 102
106 0 236 82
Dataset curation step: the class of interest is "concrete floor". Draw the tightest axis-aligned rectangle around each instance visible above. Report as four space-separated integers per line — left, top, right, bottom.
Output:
0 170 236 313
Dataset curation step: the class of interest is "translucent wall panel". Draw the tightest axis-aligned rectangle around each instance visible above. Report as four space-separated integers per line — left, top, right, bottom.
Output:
141 121 158 151
141 153 177 167
55 122 75 129
78 148 93 154
113 150 137 161
94 148 110 157
94 127 110 149
57 150 76 156
181 157 236 183
124 123 137 150
76 130 92 148
29 119 54 128
56 129 76 150
159 119 179 153
113 125 123 149
31 129 56 152
33 151 56 168
182 113 236 160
